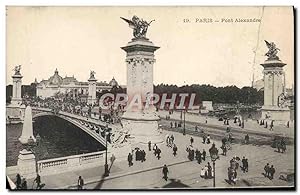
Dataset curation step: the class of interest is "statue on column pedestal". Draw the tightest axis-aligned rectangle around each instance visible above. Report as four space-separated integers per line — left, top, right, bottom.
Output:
121 15 155 39
13 65 21 75
264 40 280 60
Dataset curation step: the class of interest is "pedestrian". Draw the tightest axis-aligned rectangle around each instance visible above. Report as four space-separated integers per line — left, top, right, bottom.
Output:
157 148 161 160
269 165 275 179
202 134 206 144
166 136 170 147
127 153 133 167
16 174 21 189
77 176 84 189
195 149 200 162
245 158 249 172
264 163 270 177
245 134 249 144
153 144 158 155
206 134 211 144
162 164 169 181
222 144 227 156
110 154 116 164
241 157 246 173
173 144 178 156
270 120 274 131
202 149 206 161
171 134 175 145
21 178 27 189
265 121 268 128
170 122 173 128
195 125 198 132
280 138 286 153
148 141 151 151
142 150 146 162
204 165 208 179
207 162 212 178
227 167 232 184
33 174 41 189
200 168 205 178
135 149 140 161
287 121 290 128
190 137 194 146
198 151 202 164
175 122 177 128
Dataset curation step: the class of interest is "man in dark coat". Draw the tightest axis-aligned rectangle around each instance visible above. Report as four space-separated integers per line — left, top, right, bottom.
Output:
16 174 21 189
162 164 169 181
142 150 146 162
202 149 206 161
269 165 275 179
173 144 178 156
157 148 161 160
34 174 41 189
148 141 151 151
241 157 246 173
127 153 133 167
77 176 84 189
264 163 270 177
207 162 212 178
245 134 249 144
245 158 249 172
190 137 194 146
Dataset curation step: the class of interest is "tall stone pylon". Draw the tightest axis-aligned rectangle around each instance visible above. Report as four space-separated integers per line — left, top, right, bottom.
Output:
88 71 97 105
11 65 23 106
260 40 290 123
120 15 163 146
19 106 36 144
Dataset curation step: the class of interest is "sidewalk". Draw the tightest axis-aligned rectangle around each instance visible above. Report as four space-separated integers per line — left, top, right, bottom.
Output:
158 111 294 138
9 128 294 189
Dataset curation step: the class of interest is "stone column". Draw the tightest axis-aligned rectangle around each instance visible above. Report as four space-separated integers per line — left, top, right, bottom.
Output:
17 149 37 179
121 37 163 145
11 70 23 106
260 58 290 122
88 73 97 105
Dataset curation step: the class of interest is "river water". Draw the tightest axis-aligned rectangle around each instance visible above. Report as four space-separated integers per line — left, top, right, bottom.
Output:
6 116 105 167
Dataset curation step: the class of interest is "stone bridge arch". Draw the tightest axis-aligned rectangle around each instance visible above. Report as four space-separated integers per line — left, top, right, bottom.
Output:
31 108 109 147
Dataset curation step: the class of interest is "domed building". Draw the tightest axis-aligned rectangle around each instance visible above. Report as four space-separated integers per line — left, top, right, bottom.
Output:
36 69 122 100
109 77 119 87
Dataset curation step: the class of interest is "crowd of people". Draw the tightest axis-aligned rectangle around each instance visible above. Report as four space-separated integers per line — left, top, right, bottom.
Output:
22 96 122 124
15 173 43 190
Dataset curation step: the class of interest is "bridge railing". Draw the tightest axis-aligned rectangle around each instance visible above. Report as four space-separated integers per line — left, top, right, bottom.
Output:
37 150 107 176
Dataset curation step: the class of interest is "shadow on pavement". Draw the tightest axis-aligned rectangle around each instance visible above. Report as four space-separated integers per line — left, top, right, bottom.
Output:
93 161 114 189
161 178 190 188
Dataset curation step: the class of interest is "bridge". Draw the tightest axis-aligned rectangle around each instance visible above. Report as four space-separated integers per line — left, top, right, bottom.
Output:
31 107 119 147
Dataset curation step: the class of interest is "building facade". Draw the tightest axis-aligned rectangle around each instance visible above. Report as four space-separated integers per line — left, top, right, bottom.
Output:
36 69 119 99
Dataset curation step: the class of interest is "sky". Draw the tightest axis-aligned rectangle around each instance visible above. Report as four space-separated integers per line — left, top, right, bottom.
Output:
6 6 294 88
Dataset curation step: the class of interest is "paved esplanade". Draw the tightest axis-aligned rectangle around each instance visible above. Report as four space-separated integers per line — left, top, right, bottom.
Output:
17 128 293 189
158 110 294 138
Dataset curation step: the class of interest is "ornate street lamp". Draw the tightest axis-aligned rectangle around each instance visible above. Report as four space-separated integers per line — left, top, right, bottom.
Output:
104 124 110 177
209 145 219 188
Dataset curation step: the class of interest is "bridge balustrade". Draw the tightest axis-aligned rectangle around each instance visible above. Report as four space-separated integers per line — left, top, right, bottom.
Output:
37 151 106 176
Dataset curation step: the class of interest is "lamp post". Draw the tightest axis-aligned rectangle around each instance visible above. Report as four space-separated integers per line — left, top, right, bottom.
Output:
104 124 109 177
183 109 186 135
209 145 219 188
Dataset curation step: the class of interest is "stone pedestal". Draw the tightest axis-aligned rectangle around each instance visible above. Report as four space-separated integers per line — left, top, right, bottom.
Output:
121 37 163 145
11 73 23 106
260 59 290 123
17 149 37 179
19 106 36 144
